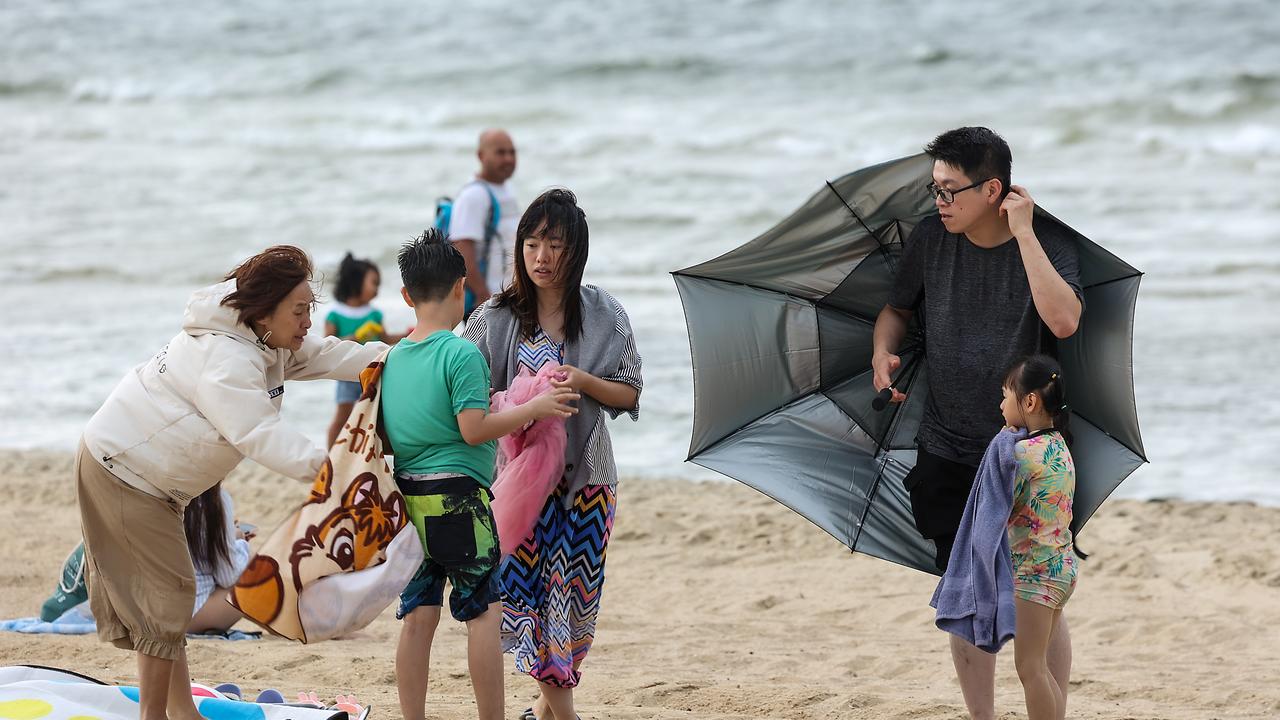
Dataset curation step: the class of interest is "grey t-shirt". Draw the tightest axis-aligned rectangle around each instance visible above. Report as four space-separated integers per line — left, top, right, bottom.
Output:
888 214 1083 466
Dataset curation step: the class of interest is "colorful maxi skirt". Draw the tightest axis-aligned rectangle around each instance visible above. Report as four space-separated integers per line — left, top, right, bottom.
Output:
499 484 616 688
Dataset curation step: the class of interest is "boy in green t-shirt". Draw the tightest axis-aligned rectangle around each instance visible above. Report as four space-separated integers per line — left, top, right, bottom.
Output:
383 229 578 720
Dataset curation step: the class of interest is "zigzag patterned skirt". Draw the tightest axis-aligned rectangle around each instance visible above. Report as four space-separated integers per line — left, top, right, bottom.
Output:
498 483 616 688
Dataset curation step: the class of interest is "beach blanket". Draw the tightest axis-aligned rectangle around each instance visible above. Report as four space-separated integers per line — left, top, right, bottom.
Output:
1 603 260 640
490 364 569 557
229 350 423 643
0 665 353 719
1 601 94 634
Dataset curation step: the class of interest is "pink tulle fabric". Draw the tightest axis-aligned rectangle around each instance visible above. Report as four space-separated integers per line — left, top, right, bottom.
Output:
490 364 569 557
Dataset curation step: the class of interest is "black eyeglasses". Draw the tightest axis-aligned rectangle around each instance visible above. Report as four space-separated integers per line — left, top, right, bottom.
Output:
926 178 995 204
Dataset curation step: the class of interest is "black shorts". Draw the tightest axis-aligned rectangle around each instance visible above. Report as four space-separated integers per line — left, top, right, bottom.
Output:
903 446 978 572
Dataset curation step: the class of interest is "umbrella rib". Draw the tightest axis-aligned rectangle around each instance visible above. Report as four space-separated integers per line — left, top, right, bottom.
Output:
1082 271 1145 292
675 272 883 327
1068 407 1149 463
853 452 892 552
825 181 897 274
872 349 926 452
683 390 822 461
1035 206 1144 279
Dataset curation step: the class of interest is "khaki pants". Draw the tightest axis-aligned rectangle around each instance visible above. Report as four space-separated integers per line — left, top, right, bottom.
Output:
75 440 194 660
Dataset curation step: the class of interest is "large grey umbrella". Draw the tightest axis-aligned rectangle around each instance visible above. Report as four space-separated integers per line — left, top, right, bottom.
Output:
673 153 1146 575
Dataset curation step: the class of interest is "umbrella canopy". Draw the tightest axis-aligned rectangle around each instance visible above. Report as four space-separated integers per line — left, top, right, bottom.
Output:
673 153 1146 575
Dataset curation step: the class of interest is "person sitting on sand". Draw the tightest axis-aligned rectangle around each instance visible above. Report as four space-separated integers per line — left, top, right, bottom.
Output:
185 484 253 634
41 482 252 635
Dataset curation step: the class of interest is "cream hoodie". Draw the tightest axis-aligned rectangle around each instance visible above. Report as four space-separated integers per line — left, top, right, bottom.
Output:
82 279 385 505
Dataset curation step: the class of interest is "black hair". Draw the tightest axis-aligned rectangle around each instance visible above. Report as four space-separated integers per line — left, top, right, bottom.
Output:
924 126 1013 198
494 188 589 342
185 483 231 573
398 228 467 303
1004 353 1088 558
333 253 379 304
1003 353 1072 445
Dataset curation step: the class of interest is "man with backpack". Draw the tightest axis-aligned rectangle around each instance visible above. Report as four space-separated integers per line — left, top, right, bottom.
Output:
439 129 520 318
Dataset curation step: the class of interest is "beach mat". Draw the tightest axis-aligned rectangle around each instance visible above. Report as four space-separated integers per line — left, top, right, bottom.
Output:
0 665 354 719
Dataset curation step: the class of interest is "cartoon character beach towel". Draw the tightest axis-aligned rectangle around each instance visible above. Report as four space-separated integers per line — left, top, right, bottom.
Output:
229 350 423 643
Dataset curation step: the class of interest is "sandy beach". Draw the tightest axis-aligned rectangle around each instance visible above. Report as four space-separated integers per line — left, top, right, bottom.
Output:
2 448 1278 720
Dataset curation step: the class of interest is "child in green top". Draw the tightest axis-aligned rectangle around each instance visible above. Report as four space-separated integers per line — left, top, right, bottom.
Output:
382 229 577 720
325 252 404 446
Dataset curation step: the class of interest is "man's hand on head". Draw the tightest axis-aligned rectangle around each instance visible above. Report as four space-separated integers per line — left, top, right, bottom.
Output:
1000 184 1036 240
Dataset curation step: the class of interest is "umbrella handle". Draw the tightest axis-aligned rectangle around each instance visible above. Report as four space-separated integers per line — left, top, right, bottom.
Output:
872 350 922 412
872 387 894 412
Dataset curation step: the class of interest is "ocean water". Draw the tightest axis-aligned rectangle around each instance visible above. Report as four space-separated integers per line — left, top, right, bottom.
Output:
1 0 1276 503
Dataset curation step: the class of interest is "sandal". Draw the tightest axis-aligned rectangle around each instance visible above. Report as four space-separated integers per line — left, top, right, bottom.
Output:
518 710 582 720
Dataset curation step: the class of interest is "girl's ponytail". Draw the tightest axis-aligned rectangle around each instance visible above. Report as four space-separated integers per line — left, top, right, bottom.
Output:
1004 354 1072 446
1044 370 1073 447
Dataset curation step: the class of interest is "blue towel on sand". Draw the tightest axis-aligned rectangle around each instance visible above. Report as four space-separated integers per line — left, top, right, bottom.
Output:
0 616 96 635
2 604 260 641
930 427 1026 653
1 603 95 634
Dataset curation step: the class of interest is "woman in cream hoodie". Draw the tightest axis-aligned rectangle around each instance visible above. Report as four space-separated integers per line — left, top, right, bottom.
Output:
76 245 385 720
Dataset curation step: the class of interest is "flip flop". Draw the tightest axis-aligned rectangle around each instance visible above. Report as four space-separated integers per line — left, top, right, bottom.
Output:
255 688 285 704
519 709 582 720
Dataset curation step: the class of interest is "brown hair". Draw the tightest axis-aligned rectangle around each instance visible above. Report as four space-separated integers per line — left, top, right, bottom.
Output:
221 245 314 328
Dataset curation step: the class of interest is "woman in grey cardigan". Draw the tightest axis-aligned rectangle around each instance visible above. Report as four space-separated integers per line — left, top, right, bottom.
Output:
464 189 642 720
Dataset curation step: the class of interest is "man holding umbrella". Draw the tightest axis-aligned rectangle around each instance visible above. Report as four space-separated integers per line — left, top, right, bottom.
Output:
872 127 1083 720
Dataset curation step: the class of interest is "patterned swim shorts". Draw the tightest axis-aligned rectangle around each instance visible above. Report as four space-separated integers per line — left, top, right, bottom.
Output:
396 474 500 622
1013 551 1078 609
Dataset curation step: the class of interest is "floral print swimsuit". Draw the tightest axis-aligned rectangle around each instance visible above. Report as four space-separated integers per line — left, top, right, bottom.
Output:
1008 429 1078 609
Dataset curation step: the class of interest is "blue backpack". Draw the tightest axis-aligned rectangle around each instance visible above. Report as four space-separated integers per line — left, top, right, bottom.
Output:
435 181 500 316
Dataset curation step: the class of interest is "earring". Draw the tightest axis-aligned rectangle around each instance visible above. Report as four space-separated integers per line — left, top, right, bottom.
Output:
257 330 273 350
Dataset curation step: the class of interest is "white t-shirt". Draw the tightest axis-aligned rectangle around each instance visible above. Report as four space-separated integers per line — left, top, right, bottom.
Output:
448 179 519 293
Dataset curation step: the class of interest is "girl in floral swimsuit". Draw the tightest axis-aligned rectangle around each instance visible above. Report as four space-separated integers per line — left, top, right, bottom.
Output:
999 353 1078 720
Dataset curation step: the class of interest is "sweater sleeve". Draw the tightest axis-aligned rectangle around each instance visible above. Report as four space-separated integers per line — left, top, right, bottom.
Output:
599 295 643 421
283 334 387 382
194 350 326 482
462 302 493 362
